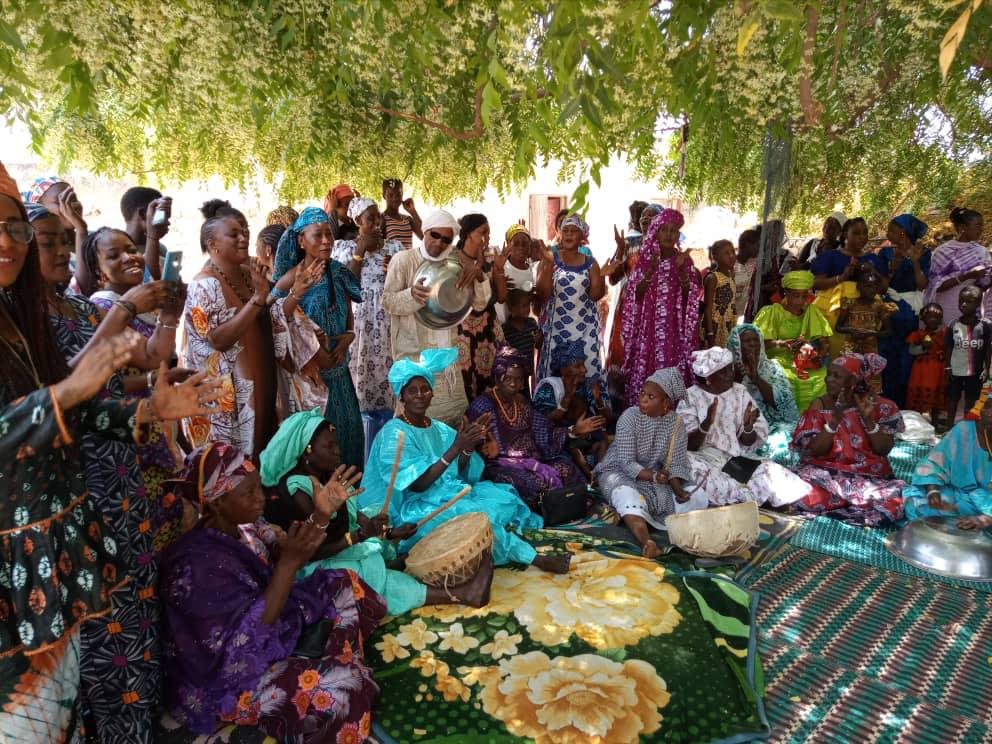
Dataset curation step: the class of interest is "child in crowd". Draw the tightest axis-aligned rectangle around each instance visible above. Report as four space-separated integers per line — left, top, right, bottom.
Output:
501 288 542 390
906 303 947 428
946 285 992 427
836 263 893 356
703 239 738 347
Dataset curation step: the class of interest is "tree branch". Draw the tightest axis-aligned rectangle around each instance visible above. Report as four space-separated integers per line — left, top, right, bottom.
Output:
374 86 485 141
826 64 899 141
798 4 823 127
829 0 847 90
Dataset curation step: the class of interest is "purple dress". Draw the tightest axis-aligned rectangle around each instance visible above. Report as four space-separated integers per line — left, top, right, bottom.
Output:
467 391 583 510
925 240 992 324
159 525 385 740
621 250 701 402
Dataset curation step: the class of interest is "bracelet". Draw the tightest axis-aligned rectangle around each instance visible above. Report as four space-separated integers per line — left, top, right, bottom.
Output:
146 371 155 390
352 253 365 263
865 422 880 434
741 426 755 435
824 421 837 433
156 319 178 330
113 299 137 319
306 513 330 530
461 448 473 457
439 455 452 467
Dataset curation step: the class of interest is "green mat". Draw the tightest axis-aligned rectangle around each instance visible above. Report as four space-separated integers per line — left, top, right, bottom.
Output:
742 545 992 743
790 516 992 593
369 529 769 744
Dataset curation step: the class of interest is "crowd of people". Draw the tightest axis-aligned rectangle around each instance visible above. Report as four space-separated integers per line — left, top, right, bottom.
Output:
2 157 991 743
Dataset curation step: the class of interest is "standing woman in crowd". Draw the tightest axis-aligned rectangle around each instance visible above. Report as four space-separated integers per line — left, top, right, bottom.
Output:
0 164 220 741
536 213 613 388
273 207 365 467
381 178 423 250
926 207 989 325
878 213 930 407
255 223 284 283
333 196 402 449
183 200 276 456
455 213 504 400
620 208 700 401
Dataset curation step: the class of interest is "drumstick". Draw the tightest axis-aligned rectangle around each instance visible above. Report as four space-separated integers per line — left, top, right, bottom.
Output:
415 486 471 529
379 430 405 516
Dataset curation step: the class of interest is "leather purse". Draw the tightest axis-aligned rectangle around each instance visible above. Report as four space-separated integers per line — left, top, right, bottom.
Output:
539 485 591 526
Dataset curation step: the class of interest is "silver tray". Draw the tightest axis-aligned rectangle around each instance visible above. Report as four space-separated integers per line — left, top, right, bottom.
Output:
413 256 473 330
885 516 992 582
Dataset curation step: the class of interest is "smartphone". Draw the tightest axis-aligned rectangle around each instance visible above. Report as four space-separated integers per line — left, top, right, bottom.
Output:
162 250 183 282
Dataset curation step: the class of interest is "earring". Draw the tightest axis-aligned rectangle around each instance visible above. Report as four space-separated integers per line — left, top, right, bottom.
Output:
306 445 312 454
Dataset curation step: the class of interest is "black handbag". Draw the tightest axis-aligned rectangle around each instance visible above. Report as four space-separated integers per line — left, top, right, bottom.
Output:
721 456 761 484
539 485 591 526
292 618 333 659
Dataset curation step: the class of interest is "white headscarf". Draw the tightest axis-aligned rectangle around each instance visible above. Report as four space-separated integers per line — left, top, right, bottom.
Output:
347 196 376 221
419 209 459 263
691 347 733 378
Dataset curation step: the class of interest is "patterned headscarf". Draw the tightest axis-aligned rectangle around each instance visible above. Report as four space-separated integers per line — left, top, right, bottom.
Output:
646 367 686 403
505 223 530 243
891 214 929 244
832 353 886 394
691 347 733 378
781 270 815 290
656 208 685 229
23 176 62 204
492 345 529 379
24 203 52 222
388 347 460 395
266 205 299 227
347 197 376 222
259 407 330 487
966 382 992 421
559 213 590 240
272 207 331 282
551 340 586 375
171 443 256 512
726 324 775 377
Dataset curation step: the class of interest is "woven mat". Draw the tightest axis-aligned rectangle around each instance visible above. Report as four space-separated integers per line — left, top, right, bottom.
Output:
369 530 769 744
742 545 992 743
790 516 992 593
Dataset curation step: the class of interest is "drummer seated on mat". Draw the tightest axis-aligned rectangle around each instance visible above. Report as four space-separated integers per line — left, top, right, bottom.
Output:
357 348 571 574
903 387 992 530
381 208 491 427
259 408 494 611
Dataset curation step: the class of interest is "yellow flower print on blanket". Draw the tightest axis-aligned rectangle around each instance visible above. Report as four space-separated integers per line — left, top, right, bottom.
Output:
477 651 670 744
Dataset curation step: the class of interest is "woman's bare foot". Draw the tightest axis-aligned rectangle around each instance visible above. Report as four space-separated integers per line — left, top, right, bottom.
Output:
532 553 571 574
434 553 494 608
641 539 661 559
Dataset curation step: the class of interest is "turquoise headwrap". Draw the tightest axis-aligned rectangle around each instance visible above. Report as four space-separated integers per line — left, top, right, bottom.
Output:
259 407 330 487
272 206 330 282
388 347 460 396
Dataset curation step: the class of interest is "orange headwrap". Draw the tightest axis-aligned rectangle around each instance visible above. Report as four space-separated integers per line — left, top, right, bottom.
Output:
0 161 22 205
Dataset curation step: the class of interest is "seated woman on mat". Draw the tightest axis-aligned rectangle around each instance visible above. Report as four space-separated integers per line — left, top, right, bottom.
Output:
789 353 906 526
159 443 384 741
259 407 493 611
594 367 692 558
752 269 833 412
357 348 570 574
466 345 585 513
903 388 992 529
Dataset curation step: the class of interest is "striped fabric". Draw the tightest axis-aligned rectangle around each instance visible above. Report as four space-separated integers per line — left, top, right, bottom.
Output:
383 214 414 250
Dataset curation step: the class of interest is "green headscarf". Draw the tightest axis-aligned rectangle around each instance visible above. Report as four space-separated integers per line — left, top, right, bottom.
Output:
259 407 330 487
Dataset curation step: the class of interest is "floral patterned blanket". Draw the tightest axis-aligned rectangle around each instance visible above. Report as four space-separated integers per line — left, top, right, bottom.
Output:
369 529 769 744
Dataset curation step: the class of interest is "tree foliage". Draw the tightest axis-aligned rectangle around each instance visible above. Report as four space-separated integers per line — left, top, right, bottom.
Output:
0 0 989 223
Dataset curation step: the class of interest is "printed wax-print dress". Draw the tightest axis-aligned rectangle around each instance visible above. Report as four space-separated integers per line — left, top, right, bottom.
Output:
457 283 506 401
332 239 402 414
159 525 385 740
538 255 604 385
790 399 906 526
905 327 948 414
269 297 330 415
50 294 161 743
0 374 137 743
709 271 737 347
274 260 364 468
182 277 255 454
466 391 583 511
594 407 691 528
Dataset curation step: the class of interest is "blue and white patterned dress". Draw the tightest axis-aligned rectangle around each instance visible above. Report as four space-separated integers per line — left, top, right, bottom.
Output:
537 254 604 383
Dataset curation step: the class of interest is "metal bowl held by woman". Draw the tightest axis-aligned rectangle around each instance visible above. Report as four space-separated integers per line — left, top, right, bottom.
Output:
413 257 474 330
886 517 992 582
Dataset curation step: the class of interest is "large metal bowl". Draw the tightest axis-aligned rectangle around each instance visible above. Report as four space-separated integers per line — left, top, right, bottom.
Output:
413 256 473 330
885 517 992 582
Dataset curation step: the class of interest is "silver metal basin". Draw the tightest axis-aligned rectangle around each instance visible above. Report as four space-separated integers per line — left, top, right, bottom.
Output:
413 257 473 330
885 517 992 582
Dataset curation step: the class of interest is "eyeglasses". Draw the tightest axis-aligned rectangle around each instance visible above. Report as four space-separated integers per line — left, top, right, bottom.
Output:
428 230 454 246
0 219 34 244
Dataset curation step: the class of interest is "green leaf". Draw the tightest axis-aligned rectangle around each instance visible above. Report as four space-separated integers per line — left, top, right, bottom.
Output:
487 58 509 90
0 21 25 51
761 0 805 22
737 11 761 55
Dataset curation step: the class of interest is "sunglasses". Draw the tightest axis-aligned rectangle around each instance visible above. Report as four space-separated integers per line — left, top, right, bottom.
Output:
428 230 454 246
0 219 34 244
